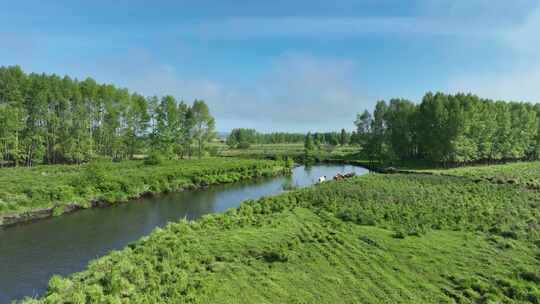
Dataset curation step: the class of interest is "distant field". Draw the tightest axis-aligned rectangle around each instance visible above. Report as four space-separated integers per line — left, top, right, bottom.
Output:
216 143 305 158
0 158 285 224
213 143 360 161
24 172 540 303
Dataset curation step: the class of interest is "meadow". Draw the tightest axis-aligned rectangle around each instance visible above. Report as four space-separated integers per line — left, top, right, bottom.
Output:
0 158 288 225
422 161 540 189
214 142 360 162
22 172 540 303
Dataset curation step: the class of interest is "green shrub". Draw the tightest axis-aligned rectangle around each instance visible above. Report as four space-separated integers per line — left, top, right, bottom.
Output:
144 152 165 166
237 142 251 149
52 205 65 217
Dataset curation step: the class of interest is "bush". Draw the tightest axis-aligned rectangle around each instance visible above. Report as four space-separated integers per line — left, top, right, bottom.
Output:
144 153 165 166
207 146 220 157
237 142 251 149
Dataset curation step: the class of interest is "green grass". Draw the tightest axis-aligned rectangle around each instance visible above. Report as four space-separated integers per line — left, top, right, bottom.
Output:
22 172 540 303
421 161 540 189
215 143 305 158
213 142 359 161
0 158 287 223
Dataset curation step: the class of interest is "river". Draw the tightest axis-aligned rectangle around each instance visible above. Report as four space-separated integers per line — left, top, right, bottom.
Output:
0 164 368 302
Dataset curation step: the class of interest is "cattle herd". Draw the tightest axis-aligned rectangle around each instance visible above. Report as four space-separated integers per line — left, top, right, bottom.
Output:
318 172 356 183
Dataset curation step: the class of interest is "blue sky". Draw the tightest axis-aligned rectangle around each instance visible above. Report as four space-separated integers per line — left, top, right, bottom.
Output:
1 1 539 132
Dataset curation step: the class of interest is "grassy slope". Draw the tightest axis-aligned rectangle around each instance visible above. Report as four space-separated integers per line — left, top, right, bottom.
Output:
198 210 537 304
422 161 540 188
0 158 285 222
22 173 540 303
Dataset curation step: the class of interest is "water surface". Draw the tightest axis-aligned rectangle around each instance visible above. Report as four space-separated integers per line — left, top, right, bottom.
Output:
0 164 368 302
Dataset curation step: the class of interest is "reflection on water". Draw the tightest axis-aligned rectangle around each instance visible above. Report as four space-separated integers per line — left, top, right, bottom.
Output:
0 164 368 302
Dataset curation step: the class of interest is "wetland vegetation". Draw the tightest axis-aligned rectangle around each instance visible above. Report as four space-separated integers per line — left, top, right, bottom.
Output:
0 158 288 226
20 170 540 303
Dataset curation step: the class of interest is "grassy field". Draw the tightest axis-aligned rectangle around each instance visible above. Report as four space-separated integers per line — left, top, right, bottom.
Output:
214 142 360 161
419 161 540 189
22 172 540 303
0 158 287 224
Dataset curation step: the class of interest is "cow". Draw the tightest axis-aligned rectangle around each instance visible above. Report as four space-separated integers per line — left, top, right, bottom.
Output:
333 173 344 181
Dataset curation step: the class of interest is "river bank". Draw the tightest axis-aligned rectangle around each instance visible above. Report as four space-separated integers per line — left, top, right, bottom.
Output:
1 164 369 303
0 158 288 228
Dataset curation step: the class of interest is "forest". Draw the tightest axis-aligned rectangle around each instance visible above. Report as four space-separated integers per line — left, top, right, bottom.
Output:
226 128 350 148
354 92 540 165
0 66 215 167
8 64 538 168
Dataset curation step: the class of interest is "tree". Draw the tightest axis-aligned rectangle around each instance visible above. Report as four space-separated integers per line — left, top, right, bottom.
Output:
313 133 322 149
0 66 218 166
340 129 348 146
354 92 540 166
179 104 195 158
227 128 257 148
304 132 315 161
191 100 215 159
354 110 372 148
152 95 180 158
384 98 417 160
124 93 150 159
305 132 315 150
367 100 388 162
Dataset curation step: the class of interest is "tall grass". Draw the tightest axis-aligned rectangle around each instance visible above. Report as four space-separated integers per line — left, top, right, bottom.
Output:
0 158 287 222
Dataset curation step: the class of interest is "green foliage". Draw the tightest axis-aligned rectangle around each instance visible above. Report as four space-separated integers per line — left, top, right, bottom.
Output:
357 92 540 165
224 130 351 148
425 161 540 189
143 152 165 166
339 128 348 146
21 169 540 303
303 132 316 163
191 100 216 159
0 66 216 166
226 128 257 148
237 141 251 149
0 158 286 219
216 142 360 165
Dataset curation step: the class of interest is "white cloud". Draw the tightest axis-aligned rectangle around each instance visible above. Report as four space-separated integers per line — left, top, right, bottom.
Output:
79 51 369 132
174 2 536 40
200 54 370 131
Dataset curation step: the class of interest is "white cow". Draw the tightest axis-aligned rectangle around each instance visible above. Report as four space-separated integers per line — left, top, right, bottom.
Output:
317 176 327 183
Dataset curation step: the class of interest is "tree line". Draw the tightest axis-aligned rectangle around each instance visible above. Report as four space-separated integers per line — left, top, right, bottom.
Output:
0 66 215 167
354 92 540 165
227 128 351 149
226 129 305 148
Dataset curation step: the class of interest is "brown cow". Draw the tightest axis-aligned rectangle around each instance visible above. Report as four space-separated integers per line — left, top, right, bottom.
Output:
333 173 344 181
